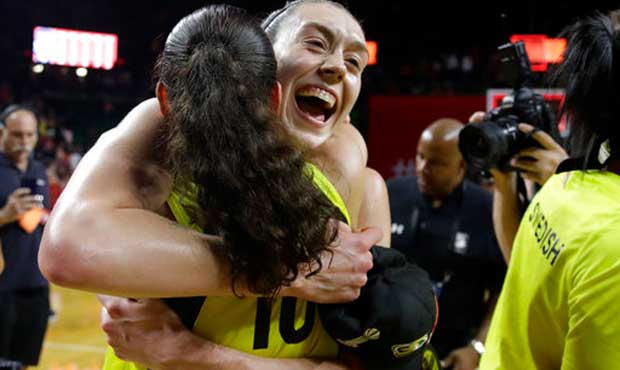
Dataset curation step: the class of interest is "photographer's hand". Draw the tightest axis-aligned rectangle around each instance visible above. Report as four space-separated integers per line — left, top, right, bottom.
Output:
511 123 568 186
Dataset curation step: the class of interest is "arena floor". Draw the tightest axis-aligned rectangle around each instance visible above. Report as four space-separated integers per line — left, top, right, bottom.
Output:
35 285 106 370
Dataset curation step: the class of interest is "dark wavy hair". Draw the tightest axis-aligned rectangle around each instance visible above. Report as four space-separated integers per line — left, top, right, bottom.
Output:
156 4 339 296
549 10 620 162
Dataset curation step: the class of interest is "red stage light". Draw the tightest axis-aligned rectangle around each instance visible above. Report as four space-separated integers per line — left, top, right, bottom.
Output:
366 41 377 66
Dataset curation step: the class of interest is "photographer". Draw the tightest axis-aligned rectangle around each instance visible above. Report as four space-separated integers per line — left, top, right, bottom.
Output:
478 10 620 369
460 41 569 264
467 116 568 262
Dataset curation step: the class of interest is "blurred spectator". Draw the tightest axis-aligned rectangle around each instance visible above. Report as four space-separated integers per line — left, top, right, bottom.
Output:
47 158 71 210
68 145 82 170
0 105 50 368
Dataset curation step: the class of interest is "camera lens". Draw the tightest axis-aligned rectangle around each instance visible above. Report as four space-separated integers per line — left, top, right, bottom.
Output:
468 131 491 159
459 121 511 170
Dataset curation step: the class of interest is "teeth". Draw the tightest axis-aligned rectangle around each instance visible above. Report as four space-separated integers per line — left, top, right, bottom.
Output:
297 87 336 109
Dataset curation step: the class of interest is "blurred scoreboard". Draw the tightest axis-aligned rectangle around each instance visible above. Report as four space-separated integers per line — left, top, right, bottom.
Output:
510 34 566 72
32 26 118 70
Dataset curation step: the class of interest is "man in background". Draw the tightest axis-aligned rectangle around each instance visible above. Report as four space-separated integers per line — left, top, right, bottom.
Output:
388 118 505 370
0 105 50 369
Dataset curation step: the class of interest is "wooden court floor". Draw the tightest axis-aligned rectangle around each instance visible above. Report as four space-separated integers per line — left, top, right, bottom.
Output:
34 285 107 370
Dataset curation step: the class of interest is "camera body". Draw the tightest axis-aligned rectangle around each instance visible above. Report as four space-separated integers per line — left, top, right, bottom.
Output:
459 42 557 171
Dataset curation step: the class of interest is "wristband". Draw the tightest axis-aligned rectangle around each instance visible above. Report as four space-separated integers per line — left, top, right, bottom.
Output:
470 339 485 356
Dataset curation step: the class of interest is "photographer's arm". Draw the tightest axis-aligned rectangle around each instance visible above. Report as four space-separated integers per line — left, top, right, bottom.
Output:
490 170 519 263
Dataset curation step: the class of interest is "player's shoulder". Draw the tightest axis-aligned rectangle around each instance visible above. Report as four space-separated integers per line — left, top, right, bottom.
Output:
329 123 367 167
337 123 367 164
316 123 367 183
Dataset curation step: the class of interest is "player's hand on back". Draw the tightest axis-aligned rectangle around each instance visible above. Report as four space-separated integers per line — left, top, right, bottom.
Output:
284 221 381 304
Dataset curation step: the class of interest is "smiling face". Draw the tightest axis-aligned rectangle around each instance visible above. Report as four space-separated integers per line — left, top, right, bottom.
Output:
269 2 368 150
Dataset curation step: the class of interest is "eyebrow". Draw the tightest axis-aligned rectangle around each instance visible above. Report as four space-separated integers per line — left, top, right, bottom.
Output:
303 21 369 58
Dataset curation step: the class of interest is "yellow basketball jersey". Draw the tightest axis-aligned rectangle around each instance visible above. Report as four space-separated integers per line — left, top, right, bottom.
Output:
481 172 620 370
103 163 350 369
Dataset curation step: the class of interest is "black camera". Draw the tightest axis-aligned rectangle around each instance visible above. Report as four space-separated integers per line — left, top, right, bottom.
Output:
459 41 557 171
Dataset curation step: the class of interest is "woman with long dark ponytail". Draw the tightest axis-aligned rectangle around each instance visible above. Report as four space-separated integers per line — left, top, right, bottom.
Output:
156 4 339 297
480 10 620 370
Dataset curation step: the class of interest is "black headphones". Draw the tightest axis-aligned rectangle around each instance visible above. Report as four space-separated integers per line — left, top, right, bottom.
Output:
0 104 39 128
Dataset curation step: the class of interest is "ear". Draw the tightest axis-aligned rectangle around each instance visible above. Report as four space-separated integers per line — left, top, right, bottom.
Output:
270 82 282 115
155 81 171 116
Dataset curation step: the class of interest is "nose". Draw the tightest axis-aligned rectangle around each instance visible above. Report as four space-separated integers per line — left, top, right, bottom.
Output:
319 52 346 83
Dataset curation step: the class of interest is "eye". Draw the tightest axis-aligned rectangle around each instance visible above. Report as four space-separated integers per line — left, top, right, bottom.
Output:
305 38 326 50
346 58 361 69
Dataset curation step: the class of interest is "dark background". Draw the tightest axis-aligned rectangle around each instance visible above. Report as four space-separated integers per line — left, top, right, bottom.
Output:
0 0 618 147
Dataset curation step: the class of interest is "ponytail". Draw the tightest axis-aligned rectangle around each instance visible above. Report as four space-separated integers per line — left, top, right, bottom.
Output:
157 5 339 296
550 11 620 159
